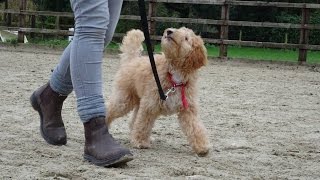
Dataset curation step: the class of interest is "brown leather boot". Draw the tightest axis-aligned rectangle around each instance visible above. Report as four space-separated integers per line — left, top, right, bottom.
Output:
30 83 67 145
84 117 133 167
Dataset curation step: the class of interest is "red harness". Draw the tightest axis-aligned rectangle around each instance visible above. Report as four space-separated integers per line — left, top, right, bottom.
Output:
167 73 189 109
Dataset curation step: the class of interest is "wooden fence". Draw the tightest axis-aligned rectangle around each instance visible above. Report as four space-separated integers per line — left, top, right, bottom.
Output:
1 0 320 63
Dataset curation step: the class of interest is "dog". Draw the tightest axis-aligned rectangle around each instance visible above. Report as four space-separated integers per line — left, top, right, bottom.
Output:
106 27 209 156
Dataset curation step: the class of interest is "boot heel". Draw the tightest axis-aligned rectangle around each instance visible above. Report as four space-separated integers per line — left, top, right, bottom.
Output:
30 92 40 111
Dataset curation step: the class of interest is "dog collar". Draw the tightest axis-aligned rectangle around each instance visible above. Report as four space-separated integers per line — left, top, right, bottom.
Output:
166 73 189 109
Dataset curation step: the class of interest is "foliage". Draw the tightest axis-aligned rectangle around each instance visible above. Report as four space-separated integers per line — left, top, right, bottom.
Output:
116 2 140 34
0 0 36 22
0 0 35 10
30 0 72 31
309 10 320 45
1 0 320 57
32 0 71 12
7 38 18 46
28 38 70 47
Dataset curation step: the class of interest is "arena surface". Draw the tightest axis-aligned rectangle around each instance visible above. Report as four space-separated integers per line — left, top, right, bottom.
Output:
0 45 320 179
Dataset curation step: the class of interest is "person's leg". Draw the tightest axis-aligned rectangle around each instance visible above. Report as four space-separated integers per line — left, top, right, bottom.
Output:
30 0 122 145
31 0 131 166
49 0 123 96
30 44 72 146
70 0 132 166
70 0 123 122
70 0 108 121
50 44 73 95
104 0 123 45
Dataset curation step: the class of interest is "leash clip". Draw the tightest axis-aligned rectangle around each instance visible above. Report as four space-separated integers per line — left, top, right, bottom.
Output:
165 87 176 98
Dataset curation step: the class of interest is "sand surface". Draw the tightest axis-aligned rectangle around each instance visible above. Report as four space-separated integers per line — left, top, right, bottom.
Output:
0 45 320 179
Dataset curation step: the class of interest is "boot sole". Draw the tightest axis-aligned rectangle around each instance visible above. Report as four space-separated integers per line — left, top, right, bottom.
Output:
83 153 134 167
30 92 66 146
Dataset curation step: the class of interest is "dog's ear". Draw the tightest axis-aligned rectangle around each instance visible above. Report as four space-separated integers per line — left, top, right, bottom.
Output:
185 36 208 70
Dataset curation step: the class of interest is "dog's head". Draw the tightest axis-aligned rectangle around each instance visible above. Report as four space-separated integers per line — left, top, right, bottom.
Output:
161 27 208 72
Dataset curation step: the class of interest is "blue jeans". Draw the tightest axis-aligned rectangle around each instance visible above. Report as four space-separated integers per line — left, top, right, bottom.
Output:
50 0 123 123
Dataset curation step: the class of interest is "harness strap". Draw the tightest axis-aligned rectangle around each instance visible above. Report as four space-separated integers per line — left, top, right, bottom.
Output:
138 0 167 101
168 73 189 109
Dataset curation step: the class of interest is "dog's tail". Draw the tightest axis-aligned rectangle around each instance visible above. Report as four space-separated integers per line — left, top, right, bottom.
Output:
120 29 145 60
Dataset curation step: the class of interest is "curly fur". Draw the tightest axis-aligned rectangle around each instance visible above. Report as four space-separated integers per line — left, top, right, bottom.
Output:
106 27 209 156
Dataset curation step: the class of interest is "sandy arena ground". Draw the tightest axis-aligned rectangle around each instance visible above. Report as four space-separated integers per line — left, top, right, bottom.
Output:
0 45 320 179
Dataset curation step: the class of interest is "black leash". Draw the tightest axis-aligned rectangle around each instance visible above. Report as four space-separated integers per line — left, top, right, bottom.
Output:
138 0 167 101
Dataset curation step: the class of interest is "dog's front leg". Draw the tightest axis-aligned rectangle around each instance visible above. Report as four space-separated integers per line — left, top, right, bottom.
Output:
130 106 158 149
129 106 139 131
178 105 209 156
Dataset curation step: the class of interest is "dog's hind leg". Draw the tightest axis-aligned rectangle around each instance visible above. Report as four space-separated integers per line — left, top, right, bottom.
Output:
106 90 138 126
178 104 209 157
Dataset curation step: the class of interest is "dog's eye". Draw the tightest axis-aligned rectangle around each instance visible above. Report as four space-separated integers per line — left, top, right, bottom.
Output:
185 37 188 41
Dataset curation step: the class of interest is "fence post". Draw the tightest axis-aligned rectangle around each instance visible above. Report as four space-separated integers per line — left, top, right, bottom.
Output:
55 16 60 38
219 2 230 59
284 32 288 44
55 16 60 29
148 0 156 51
30 15 36 38
4 0 12 26
3 0 7 25
18 0 27 43
239 29 242 41
298 7 310 64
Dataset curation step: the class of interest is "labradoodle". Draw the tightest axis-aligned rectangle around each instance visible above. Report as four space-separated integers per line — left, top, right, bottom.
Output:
106 27 209 156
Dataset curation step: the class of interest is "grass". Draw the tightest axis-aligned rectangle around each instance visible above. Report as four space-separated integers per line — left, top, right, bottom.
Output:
205 44 320 64
28 38 71 47
0 30 18 41
154 44 320 64
8 38 320 64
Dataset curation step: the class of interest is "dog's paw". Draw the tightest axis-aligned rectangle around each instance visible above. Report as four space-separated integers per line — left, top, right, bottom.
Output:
134 144 151 149
131 139 151 149
194 146 209 157
196 149 209 157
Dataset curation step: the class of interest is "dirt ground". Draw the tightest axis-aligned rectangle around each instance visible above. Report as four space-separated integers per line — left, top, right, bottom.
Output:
0 45 320 180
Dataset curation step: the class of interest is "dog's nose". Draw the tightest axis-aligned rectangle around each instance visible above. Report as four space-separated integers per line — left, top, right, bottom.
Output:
167 30 173 36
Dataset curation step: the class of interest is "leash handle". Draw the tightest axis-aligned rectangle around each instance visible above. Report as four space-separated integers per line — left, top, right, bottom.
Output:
138 0 167 100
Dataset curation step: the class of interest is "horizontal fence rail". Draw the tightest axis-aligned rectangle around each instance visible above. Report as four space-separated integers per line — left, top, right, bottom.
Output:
125 0 320 8
0 0 319 63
